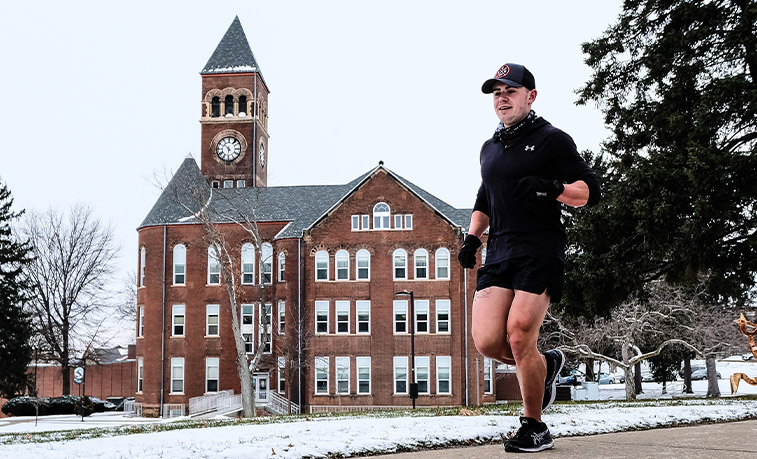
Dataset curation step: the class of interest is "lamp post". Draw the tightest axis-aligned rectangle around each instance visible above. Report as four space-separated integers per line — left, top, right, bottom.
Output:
395 290 417 408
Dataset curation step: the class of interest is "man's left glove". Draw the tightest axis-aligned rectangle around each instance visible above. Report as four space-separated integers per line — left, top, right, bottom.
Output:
457 234 482 269
514 176 564 202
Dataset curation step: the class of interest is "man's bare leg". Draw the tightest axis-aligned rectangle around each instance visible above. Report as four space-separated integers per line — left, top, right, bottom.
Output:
471 286 516 365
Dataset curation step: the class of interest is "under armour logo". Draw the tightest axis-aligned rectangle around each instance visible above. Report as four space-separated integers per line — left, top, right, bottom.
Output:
525 145 535 151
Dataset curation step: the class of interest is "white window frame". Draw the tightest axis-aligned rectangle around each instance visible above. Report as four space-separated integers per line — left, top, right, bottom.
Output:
223 179 234 188
351 215 360 231
393 356 408 394
208 246 221 285
415 356 430 395
435 248 450 280
437 356 452 395
138 306 144 337
335 250 350 281
436 299 451 334
315 250 329 281
361 214 370 230
173 244 186 285
172 305 185 337
236 179 246 188
356 300 371 334
414 249 428 279
315 300 329 334
278 357 286 393
415 300 429 334
242 304 254 354
315 357 329 395
356 249 370 281
137 357 143 393
373 202 391 229
393 300 408 334
278 252 286 282
278 301 286 335
335 300 350 334
393 248 407 280
259 303 272 354
170 357 185 394
206 304 220 336
139 247 146 287
206 357 219 393
261 243 273 285
241 243 255 285
356 356 371 394
484 357 494 394
404 214 413 229
394 214 402 229
335 356 350 394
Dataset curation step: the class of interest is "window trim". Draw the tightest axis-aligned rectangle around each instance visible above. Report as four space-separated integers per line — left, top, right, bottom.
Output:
315 250 329 281
393 248 407 280
315 356 329 395
315 300 329 334
335 356 350 395
139 247 146 287
277 301 286 335
241 243 255 285
173 244 186 285
356 356 371 395
277 252 286 282
415 356 430 395
414 249 428 280
206 304 220 337
138 306 144 337
435 248 450 280
335 300 350 334
435 299 451 334
172 304 185 337
278 357 286 394
356 249 370 281
356 300 371 334
170 357 185 394
373 202 391 229
260 243 273 285
207 246 221 285
137 357 144 393
205 357 220 393
436 356 452 395
393 356 409 395
335 250 350 281
415 300 429 334
393 300 408 334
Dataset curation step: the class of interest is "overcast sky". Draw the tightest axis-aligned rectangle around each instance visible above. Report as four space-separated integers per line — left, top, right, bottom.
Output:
0 0 622 293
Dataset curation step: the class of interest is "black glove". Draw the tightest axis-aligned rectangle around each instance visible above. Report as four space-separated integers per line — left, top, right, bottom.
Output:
457 234 482 269
514 176 564 202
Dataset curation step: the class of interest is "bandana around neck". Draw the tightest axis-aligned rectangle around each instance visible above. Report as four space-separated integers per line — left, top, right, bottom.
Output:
494 110 537 143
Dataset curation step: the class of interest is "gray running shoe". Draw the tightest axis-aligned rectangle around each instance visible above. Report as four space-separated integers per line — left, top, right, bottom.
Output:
504 416 554 452
542 349 565 411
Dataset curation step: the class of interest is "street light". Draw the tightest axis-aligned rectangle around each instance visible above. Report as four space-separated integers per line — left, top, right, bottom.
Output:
395 290 418 408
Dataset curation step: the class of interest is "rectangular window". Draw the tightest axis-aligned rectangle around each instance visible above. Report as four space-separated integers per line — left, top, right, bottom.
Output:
139 248 146 287
415 253 427 279
336 301 350 334
436 300 450 333
171 357 184 393
242 304 254 353
316 253 328 281
415 300 429 333
484 357 493 394
138 306 144 337
261 244 273 284
137 357 144 393
415 356 430 394
172 305 185 336
356 252 370 280
357 357 371 394
278 301 285 335
404 214 413 229
336 356 350 394
278 357 286 393
260 303 272 353
356 300 370 334
224 180 234 188
361 214 369 230
315 301 329 334
394 253 407 279
206 304 219 336
394 214 402 229
393 300 407 334
236 179 246 188
211 180 219 189
208 249 221 284
243 333 253 354
394 356 408 394
278 254 285 282
206 357 219 393
351 215 359 231
336 254 349 280
242 254 254 284
437 356 451 394
315 357 329 395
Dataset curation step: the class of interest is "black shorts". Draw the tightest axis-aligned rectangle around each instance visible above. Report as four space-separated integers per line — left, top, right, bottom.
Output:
476 256 564 303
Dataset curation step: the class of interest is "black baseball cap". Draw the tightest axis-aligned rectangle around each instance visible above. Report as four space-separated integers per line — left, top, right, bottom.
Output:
481 63 536 93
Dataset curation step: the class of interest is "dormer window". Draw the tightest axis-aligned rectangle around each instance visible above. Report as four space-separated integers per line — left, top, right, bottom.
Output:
373 202 390 229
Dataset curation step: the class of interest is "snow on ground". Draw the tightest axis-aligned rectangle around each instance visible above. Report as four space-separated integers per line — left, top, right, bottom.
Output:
1 358 756 458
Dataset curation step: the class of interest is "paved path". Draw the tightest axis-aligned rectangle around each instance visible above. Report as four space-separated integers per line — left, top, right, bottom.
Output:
370 419 757 458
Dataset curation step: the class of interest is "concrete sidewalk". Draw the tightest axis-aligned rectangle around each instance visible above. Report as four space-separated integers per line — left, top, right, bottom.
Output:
371 419 757 458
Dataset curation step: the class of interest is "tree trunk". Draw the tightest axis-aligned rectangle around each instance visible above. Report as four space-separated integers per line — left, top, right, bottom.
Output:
236 345 255 417
705 355 720 398
585 358 595 381
622 342 635 400
683 358 693 394
61 364 71 396
634 361 643 395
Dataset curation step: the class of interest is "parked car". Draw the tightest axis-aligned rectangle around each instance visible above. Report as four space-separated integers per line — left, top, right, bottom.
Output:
641 371 655 382
598 373 616 385
691 368 721 380
558 375 579 385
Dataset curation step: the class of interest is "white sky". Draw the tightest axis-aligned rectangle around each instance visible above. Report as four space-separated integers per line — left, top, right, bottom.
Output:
0 0 622 289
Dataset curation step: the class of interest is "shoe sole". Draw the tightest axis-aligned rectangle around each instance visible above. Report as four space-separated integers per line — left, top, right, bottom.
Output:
543 350 565 412
504 440 555 452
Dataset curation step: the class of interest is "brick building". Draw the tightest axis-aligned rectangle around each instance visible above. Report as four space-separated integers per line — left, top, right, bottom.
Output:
135 17 497 417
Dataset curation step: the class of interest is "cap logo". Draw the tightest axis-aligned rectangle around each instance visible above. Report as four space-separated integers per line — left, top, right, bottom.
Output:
495 64 510 78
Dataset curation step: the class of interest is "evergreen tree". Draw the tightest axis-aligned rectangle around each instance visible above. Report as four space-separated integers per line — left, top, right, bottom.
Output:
562 0 757 317
0 180 34 398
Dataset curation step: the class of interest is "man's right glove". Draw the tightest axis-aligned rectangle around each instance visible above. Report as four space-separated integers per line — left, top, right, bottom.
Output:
457 234 482 269
514 176 564 202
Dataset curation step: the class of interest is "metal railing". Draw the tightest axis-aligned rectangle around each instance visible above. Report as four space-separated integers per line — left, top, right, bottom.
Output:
266 391 300 415
188 390 234 416
161 403 185 418
122 400 142 417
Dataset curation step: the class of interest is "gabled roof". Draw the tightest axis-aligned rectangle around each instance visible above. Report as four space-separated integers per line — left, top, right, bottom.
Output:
201 16 265 80
138 158 473 236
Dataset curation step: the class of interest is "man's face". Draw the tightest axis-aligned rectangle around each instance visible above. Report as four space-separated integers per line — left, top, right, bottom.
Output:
492 82 537 127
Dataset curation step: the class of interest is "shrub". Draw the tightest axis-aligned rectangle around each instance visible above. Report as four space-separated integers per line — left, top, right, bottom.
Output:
1 396 49 417
74 396 95 417
46 395 80 415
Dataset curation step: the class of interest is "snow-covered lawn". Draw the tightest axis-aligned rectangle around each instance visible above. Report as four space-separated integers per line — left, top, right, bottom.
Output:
1 358 756 458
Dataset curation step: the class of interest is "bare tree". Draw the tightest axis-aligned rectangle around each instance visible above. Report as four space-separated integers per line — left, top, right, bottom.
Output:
19 205 118 395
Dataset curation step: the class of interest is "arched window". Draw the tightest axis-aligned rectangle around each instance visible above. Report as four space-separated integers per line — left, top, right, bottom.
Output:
373 202 390 229
238 95 247 117
173 244 186 285
241 243 255 285
335 250 350 281
208 246 221 284
356 249 370 280
139 247 146 287
211 96 221 117
393 248 407 280
435 248 450 279
414 249 428 279
261 243 273 284
315 250 329 281
278 252 286 282
224 95 234 116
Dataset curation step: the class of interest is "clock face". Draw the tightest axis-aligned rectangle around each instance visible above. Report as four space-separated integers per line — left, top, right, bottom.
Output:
216 137 241 162
259 141 266 168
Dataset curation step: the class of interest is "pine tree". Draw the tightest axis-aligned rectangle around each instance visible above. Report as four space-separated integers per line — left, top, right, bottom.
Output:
0 180 34 398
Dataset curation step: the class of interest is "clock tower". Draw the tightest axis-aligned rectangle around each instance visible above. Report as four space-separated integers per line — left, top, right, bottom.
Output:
200 16 270 188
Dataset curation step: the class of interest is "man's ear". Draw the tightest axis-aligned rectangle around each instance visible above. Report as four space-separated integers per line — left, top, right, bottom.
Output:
528 89 538 104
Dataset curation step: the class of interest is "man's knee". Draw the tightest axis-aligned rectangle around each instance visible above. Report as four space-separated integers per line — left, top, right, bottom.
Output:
506 323 539 361
472 329 508 360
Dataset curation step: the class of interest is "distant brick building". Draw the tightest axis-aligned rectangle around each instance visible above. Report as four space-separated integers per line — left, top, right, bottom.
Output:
135 17 497 417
